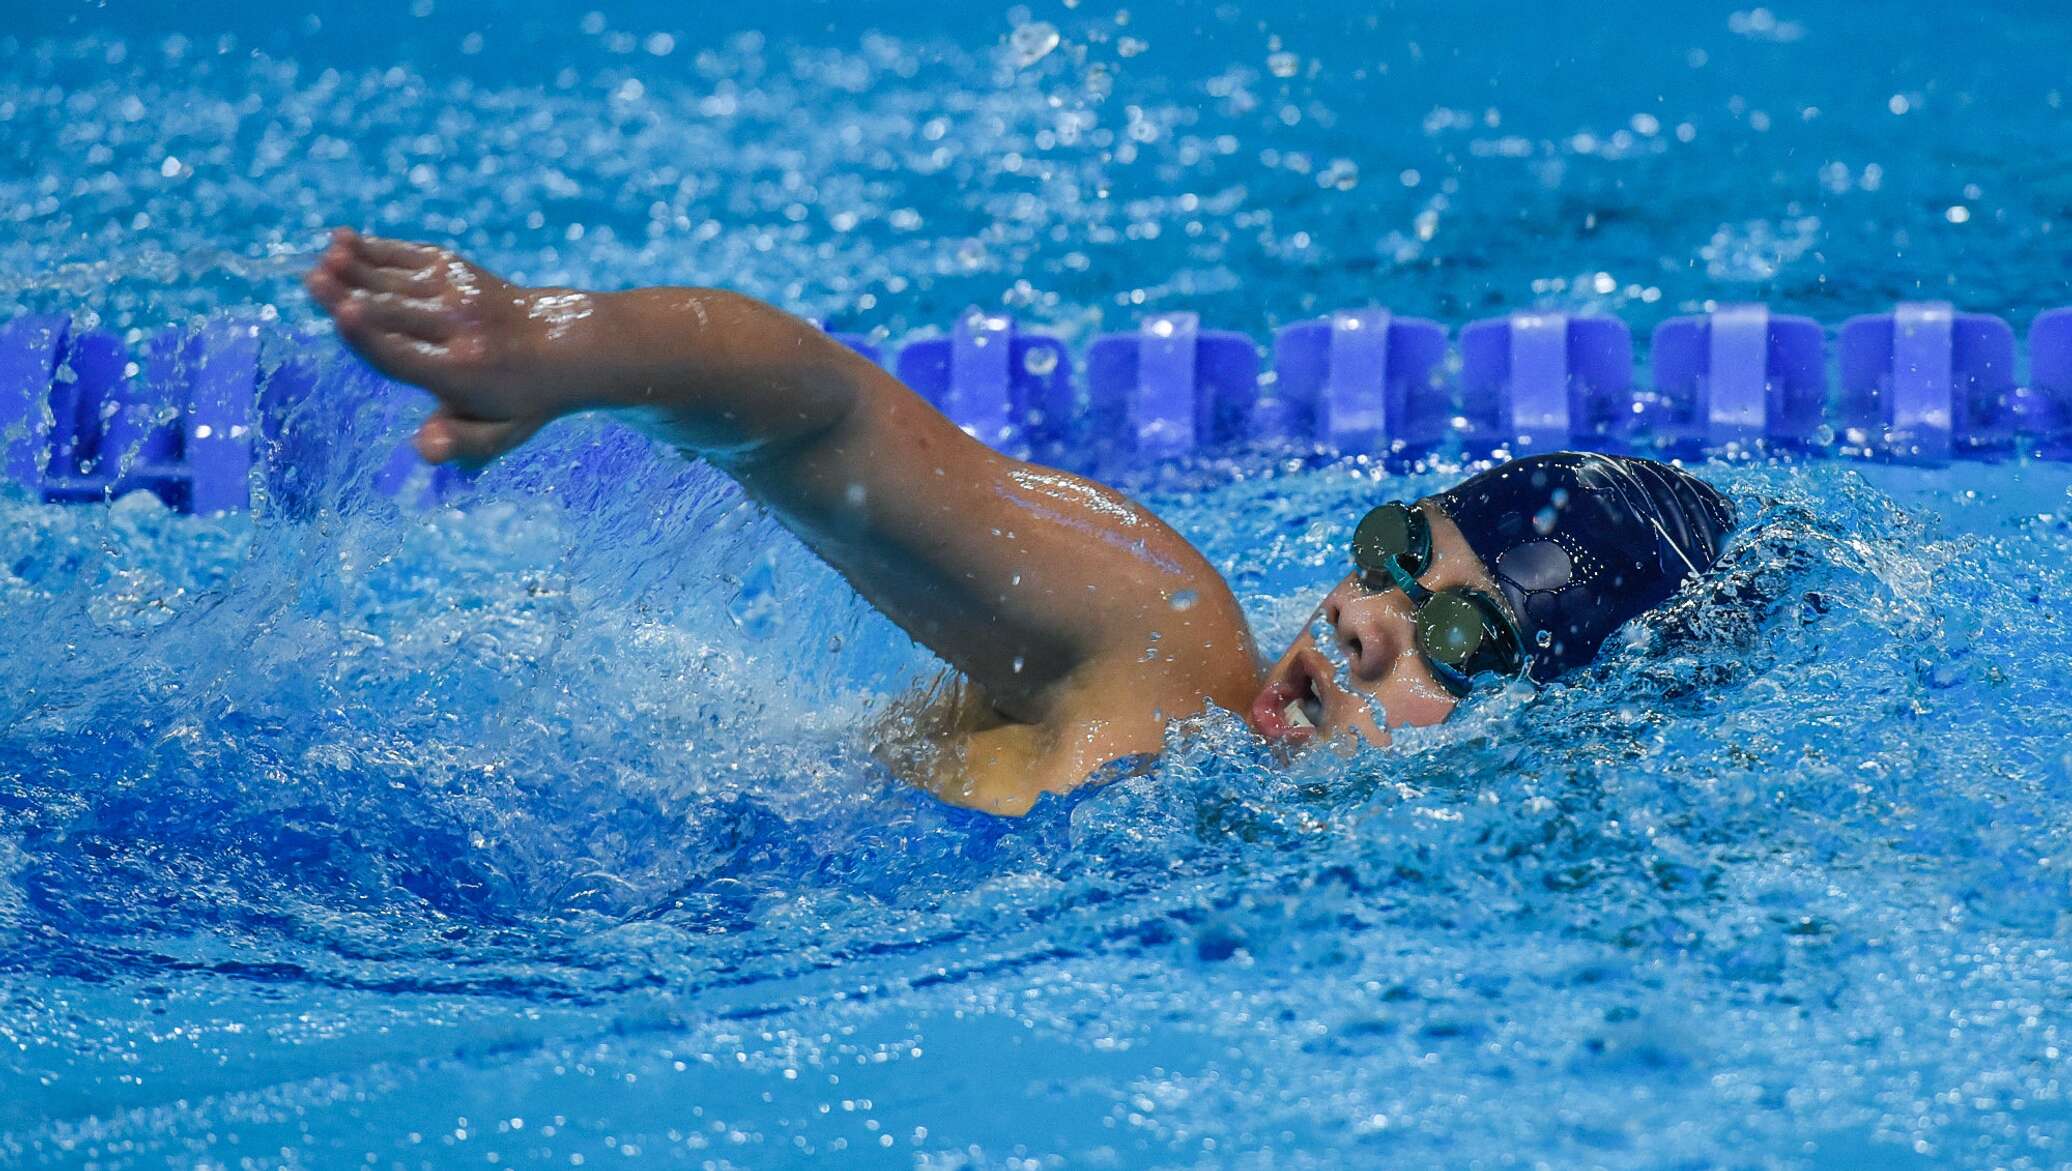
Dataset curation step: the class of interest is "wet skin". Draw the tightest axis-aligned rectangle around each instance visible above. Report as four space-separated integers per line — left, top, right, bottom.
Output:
306 230 1502 814
1249 505 1513 752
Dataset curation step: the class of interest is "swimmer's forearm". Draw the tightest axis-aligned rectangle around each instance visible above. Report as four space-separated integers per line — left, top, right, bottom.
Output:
574 288 870 457
310 234 874 467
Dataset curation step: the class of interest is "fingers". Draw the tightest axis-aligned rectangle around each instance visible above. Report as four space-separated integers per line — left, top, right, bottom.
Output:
416 408 542 467
311 230 443 295
324 247 439 297
308 258 454 345
334 324 453 390
340 228 445 270
306 279 456 387
339 288 455 342
304 264 350 312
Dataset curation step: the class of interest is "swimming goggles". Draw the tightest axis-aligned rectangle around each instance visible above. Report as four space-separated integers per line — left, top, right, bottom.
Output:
1350 502 1528 698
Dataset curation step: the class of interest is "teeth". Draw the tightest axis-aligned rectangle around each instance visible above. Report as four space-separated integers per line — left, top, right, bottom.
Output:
1284 699 1315 729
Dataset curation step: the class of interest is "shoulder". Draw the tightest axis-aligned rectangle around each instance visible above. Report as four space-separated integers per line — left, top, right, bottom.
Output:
882 630 1260 817
913 715 1163 816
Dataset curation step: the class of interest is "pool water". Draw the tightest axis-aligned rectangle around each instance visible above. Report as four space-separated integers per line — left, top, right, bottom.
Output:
6 1 2072 1167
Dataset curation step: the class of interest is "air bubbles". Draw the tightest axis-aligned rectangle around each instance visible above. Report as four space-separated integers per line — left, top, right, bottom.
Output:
1727 8 1807 42
1533 506 1559 535
1008 21 1061 69
1022 345 1058 377
1170 589 1198 611
1266 51 1301 79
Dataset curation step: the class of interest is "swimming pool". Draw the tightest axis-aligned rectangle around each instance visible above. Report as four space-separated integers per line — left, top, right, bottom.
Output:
6 1 2072 1167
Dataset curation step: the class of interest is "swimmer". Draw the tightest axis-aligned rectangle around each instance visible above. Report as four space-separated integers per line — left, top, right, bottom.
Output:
305 230 1735 814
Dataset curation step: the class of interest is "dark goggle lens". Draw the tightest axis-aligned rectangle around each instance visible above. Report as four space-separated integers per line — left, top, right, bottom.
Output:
1352 503 1430 584
1415 590 1526 686
1352 501 1527 697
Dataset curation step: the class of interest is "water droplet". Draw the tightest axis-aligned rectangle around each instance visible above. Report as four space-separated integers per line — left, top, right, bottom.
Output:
1012 656 1025 673
1170 589 1198 611
726 552 782 640
1009 21 1060 68
1022 345 1059 377
1267 51 1300 78
1533 506 1559 535
1535 629 1553 648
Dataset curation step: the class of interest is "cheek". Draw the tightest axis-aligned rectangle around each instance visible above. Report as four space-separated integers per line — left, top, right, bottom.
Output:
1364 675 1459 728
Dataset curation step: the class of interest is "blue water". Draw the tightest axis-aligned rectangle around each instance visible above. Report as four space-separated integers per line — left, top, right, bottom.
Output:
6 1 2072 1167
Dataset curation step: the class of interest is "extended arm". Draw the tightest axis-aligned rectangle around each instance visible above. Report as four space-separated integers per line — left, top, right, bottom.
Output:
306 231 1258 735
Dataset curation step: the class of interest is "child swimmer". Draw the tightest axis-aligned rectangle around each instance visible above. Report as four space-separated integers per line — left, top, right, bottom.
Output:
306 230 1735 814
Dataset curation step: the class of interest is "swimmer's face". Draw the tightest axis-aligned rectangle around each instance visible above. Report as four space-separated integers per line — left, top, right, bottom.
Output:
1247 504 1509 751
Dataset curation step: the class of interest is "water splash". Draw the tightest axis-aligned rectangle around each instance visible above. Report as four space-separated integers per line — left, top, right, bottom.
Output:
8 2 2072 1165
6 412 2072 1164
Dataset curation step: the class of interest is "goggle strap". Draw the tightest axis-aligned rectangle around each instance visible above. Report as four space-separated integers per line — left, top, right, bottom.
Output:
1381 554 1432 604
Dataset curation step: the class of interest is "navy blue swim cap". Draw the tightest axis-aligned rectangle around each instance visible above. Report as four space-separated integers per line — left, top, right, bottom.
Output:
1428 453 1735 683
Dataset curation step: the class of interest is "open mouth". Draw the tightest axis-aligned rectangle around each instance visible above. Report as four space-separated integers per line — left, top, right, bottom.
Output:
1250 652 1331 744
1284 668 1326 730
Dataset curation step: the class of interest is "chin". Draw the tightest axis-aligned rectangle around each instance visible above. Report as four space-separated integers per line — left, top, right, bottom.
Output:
1330 719 1391 751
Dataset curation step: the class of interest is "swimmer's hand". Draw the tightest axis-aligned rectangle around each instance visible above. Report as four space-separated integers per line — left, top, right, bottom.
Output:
306 229 578 465
308 227 860 468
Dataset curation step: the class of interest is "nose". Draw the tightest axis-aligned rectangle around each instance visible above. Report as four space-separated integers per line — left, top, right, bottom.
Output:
1323 585 1411 683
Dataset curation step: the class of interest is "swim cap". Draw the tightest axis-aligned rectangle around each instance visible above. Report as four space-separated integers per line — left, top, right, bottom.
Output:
1428 452 1735 683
